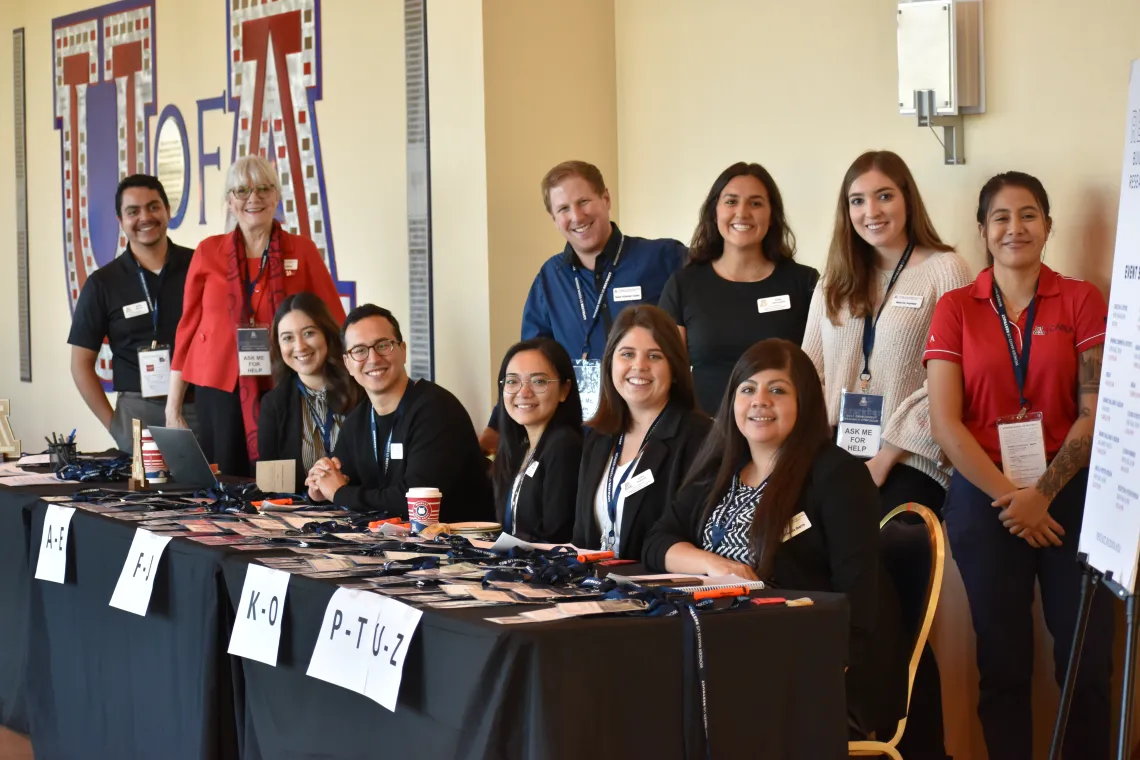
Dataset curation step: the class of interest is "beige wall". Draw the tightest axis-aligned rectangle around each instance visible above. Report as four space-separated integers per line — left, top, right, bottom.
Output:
614 2 1140 758
0 0 416 450
481 0 619 400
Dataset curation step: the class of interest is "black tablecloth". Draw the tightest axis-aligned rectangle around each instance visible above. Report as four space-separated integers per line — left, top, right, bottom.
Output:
2 482 851 759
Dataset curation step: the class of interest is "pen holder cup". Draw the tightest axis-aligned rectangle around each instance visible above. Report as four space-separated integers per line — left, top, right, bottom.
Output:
48 442 78 473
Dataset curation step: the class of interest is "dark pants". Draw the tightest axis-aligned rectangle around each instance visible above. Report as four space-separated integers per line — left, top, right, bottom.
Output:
110 391 199 454
194 384 251 478
878 464 949 760
944 469 1113 760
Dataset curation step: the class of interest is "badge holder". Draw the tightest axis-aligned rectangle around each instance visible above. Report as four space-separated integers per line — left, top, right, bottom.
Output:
996 411 1047 489
573 358 602 423
836 385 884 458
138 342 172 398
237 325 272 376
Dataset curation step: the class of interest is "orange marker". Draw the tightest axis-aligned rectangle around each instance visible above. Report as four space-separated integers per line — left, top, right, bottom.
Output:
368 517 406 530
576 551 615 562
251 497 293 508
692 586 747 601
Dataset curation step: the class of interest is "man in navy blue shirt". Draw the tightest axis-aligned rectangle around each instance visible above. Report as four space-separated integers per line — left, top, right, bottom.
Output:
480 161 686 452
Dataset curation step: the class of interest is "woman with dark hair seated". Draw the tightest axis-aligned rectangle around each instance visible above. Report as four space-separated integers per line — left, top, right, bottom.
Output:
258 292 361 492
572 305 711 560
492 337 583 543
643 338 908 735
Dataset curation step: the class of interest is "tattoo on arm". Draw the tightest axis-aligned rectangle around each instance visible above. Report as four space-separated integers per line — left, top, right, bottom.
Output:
1037 435 1093 502
1079 344 1103 396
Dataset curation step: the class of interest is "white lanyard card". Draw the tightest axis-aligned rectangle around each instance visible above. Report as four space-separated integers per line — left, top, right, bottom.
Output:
836 388 884 458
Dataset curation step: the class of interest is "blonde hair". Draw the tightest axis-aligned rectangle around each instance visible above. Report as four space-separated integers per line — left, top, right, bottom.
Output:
223 155 281 232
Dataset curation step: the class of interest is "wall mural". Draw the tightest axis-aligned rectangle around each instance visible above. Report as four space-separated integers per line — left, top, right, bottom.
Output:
52 0 355 383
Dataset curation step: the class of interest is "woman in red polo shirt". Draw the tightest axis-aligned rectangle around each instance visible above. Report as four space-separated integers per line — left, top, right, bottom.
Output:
926 171 1111 760
165 155 346 477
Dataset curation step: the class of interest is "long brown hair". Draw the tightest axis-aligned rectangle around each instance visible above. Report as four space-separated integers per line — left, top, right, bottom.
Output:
688 162 797 266
270 292 360 414
823 151 953 324
682 339 830 578
588 305 696 435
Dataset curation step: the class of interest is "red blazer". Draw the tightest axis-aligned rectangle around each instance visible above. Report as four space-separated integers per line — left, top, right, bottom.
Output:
172 229 347 392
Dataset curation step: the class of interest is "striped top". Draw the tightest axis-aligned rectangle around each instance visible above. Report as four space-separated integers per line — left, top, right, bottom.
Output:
299 386 343 475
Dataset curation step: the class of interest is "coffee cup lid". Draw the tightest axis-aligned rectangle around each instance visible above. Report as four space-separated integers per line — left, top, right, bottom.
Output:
406 487 442 498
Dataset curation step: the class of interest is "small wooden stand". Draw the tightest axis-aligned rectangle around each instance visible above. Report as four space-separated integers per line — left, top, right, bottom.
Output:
0 399 20 462
129 418 147 491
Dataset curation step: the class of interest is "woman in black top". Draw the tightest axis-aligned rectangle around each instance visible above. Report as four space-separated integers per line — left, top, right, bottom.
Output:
572 305 711 559
659 162 819 414
492 338 583 543
258 293 360 492
643 339 906 735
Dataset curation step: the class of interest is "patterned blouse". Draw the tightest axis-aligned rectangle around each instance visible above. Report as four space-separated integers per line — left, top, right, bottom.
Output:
299 385 343 475
700 478 767 565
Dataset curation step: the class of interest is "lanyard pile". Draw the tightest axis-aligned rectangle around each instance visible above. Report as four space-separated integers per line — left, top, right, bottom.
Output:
573 233 626 359
859 242 914 391
603 409 665 549
992 279 1039 416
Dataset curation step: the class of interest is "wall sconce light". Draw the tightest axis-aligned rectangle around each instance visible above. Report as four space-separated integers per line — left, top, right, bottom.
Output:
897 0 985 165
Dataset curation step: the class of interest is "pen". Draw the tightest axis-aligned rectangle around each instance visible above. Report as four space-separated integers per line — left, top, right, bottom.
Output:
68 429 76 443
692 586 747 601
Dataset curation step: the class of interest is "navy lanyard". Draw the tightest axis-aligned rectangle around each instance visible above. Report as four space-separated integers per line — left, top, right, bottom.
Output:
505 446 538 535
604 408 664 546
135 267 165 345
370 381 414 478
296 379 335 456
992 278 1039 415
859 242 914 389
709 474 767 552
239 248 270 326
573 232 625 359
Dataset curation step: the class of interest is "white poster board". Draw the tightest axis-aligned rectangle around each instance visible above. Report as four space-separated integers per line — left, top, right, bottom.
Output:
1078 59 1140 594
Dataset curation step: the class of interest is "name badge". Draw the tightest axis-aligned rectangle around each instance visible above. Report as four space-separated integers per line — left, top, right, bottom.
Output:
123 301 150 319
621 469 654 496
892 294 924 309
283 258 299 271
997 412 1047 488
781 511 812 542
138 345 172 398
613 286 642 303
757 295 792 314
237 326 272 376
525 460 539 477
837 389 884 458
390 443 404 460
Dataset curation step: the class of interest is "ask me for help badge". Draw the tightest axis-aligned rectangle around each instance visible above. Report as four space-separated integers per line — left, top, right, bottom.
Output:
837 389 884 458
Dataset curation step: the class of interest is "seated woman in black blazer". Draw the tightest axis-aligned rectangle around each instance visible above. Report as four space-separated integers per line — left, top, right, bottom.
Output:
643 338 908 736
573 305 711 559
492 338 583 542
258 292 361 492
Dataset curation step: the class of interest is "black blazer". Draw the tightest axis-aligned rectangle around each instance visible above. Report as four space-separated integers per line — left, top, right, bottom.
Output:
643 444 908 732
572 404 711 559
494 425 582 544
329 380 494 521
257 379 306 492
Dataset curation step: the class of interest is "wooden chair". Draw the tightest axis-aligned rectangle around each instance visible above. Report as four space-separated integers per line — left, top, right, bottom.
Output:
849 503 947 760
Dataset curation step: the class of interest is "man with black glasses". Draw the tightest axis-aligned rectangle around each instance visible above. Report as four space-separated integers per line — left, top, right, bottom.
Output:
305 304 493 520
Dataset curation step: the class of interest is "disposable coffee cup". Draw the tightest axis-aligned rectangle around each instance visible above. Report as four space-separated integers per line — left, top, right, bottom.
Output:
141 428 169 484
407 487 442 533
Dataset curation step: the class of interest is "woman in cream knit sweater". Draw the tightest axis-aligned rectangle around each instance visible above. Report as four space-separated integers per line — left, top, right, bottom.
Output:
801 150 969 759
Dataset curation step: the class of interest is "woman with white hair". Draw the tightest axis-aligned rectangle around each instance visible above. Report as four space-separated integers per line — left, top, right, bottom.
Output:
166 155 346 477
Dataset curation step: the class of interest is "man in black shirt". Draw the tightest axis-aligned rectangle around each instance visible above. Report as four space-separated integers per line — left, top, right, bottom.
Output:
306 305 493 520
67 175 198 452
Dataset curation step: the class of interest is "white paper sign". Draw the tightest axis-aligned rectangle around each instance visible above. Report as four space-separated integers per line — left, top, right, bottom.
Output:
34 505 77 584
228 564 291 666
108 528 173 616
306 588 423 711
1078 59 1140 593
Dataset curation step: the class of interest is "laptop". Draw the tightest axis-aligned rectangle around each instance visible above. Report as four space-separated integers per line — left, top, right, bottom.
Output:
147 426 221 492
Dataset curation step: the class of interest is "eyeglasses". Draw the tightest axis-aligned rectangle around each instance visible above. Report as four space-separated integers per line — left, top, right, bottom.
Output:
346 339 400 362
501 377 561 395
230 184 277 200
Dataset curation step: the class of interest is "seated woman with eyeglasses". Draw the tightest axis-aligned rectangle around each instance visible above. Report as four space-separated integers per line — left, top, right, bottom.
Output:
643 339 908 736
572 305 711 560
258 293 361 492
492 338 583 543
